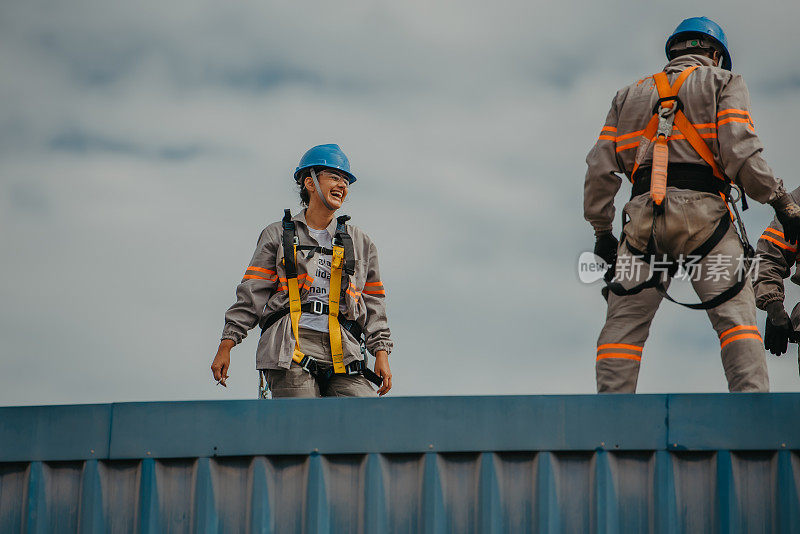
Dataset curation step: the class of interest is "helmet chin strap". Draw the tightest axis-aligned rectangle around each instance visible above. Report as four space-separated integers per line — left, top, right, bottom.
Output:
310 168 335 211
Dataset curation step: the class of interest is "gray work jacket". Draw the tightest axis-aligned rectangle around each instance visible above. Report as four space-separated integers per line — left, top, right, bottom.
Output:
754 187 800 310
584 54 784 235
221 210 393 370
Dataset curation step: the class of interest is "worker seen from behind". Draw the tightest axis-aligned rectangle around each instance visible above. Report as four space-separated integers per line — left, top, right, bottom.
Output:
211 144 394 397
584 17 800 392
754 185 800 367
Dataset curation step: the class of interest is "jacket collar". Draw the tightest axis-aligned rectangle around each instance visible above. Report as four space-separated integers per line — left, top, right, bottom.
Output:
292 209 338 237
664 54 716 73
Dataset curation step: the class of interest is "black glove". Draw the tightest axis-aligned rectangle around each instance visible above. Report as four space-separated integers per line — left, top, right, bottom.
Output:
594 232 619 267
765 301 793 356
771 194 800 245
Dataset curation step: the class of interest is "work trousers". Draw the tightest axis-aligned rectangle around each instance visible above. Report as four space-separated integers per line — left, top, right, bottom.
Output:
262 328 376 398
596 189 769 393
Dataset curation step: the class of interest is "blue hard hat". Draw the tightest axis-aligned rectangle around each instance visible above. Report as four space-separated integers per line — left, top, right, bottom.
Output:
293 144 357 184
666 17 732 71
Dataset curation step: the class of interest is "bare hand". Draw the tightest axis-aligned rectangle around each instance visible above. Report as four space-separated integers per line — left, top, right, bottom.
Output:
211 340 234 387
374 350 392 396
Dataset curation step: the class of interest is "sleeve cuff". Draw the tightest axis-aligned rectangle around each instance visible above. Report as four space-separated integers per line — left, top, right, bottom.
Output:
221 332 243 345
369 342 393 356
594 227 614 237
756 295 784 311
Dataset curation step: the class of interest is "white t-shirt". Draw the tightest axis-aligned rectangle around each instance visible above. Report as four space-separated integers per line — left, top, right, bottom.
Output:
299 227 332 333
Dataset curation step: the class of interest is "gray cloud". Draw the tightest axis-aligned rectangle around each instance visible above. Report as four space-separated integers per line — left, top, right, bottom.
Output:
1 1 799 405
48 127 207 161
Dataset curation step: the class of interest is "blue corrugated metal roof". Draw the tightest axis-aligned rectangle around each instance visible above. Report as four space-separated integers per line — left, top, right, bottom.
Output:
1 394 799 532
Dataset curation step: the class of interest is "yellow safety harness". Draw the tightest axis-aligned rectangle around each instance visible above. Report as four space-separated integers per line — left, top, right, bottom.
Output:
268 209 381 389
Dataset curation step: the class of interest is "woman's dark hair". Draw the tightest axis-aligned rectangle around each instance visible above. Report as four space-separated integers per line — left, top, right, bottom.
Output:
296 168 316 206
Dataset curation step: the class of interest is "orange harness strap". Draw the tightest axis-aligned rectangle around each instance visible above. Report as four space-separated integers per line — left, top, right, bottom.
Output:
631 66 725 193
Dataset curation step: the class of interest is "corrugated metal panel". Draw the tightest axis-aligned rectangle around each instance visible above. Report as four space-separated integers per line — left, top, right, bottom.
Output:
1 395 799 532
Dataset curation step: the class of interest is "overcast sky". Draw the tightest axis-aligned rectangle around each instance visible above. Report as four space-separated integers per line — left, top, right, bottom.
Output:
2 1 800 405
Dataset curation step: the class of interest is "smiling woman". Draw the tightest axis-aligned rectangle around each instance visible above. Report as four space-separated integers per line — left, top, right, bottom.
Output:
210 144 394 399
297 167 350 208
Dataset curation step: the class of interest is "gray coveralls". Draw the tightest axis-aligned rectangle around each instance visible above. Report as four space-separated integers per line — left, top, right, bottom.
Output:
584 54 784 393
221 210 393 398
754 186 800 340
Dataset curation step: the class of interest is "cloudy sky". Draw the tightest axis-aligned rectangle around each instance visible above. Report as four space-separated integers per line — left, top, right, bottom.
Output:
2 1 800 405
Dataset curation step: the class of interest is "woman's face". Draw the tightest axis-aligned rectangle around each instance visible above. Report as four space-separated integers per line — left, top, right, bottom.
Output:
305 168 350 210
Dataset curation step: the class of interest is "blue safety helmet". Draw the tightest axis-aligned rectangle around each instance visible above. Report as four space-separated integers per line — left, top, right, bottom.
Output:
666 17 732 71
293 144 357 184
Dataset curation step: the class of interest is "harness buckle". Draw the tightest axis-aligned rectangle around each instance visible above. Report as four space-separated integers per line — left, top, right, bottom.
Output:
311 301 324 315
298 355 312 372
298 355 321 377
652 96 683 115
346 361 363 376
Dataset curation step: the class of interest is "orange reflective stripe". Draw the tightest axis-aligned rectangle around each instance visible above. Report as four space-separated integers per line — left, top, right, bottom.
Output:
596 353 642 362
598 135 616 141
276 285 288 291
764 227 785 239
720 333 762 349
243 274 275 281
718 116 753 127
346 283 361 299
669 133 718 141
601 126 618 133
365 281 384 287
717 108 751 118
692 122 716 130
363 289 386 295
616 129 645 142
246 266 275 275
597 343 643 352
616 141 640 153
719 325 759 340
761 234 797 252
